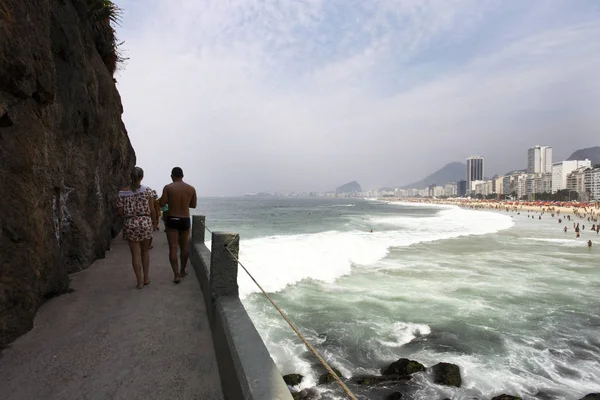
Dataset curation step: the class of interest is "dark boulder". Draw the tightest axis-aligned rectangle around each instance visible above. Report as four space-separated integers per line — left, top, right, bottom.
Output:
283 374 304 387
382 358 425 376
386 392 403 400
352 374 411 385
318 368 343 385
431 362 461 387
492 395 522 400
580 395 600 400
292 388 319 400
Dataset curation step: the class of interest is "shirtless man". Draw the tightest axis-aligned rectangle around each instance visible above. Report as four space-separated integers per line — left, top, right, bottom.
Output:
159 167 197 283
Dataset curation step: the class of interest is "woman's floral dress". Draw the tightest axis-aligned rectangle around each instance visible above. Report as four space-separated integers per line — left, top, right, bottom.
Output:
116 185 154 241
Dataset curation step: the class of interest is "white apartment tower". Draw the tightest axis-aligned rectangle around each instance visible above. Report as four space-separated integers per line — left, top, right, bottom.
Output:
551 159 592 193
527 146 552 174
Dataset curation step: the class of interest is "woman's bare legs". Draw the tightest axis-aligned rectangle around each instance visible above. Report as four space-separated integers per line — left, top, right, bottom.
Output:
128 240 143 289
141 238 151 284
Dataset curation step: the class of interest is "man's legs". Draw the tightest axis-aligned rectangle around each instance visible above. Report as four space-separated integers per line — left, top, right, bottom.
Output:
166 229 181 283
178 228 191 277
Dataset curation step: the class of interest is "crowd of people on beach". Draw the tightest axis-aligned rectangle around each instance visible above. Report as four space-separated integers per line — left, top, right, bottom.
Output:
397 198 599 248
469 202 598 247
116 166 197 289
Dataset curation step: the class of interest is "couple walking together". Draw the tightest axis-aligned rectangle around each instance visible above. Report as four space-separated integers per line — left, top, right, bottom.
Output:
116 166 197 289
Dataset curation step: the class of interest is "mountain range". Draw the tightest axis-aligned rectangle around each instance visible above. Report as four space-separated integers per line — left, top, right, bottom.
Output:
400 162 466 189
567 146 600 166
399 146 600 190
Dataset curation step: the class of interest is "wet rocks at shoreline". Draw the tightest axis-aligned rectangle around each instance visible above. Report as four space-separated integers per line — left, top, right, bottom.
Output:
353 374 412 385
285 358 464 398
284 373 304 387
291 388 319 400
381 358 426 376
431 362 462 387
318 368 344 385
281 359 600 400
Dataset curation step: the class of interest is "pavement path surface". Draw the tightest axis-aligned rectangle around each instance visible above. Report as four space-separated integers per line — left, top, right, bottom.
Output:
0 229 224 400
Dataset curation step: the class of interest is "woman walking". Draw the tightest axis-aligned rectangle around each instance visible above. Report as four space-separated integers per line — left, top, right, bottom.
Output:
116 167 158 289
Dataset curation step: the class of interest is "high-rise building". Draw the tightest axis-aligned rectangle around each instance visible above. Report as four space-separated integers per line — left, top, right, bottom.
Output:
444 182 457 197
567 167 589 200
466 156 484 191
551 160 592 193
527 146 552 174
586 167 600 201
495 176 504 195
457 180 467 197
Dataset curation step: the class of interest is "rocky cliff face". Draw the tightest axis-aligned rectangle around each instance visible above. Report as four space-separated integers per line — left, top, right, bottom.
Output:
0 0 135 348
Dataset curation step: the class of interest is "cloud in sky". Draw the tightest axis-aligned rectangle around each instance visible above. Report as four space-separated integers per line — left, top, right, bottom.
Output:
115 0 600 195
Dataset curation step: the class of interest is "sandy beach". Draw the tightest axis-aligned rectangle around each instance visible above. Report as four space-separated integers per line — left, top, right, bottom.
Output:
380 198 600 220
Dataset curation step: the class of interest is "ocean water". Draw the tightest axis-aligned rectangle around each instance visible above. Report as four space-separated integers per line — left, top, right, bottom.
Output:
194 197 600 400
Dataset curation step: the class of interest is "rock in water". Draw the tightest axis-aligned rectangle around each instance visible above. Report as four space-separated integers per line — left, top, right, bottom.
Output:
386 392 403 400
492 395 522 400
580 395 600 400
352 374 411 385
292 388 319 400
318 368 343 385
382 358 426 375
0 0 135 348
283 374 304 387
431 362 462 387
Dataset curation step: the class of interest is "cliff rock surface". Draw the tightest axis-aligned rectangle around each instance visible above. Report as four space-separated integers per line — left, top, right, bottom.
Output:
0 0 135 348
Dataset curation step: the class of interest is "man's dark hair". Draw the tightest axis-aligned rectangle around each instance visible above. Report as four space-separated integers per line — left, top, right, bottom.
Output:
171 167 184 178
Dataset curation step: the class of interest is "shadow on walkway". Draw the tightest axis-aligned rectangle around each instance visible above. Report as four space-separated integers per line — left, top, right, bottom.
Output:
0 228 224 400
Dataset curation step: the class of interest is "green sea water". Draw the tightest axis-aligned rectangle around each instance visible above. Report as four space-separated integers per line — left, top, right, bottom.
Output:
194 197 600 400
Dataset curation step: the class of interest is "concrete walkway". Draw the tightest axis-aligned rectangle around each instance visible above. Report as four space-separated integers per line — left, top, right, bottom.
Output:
0 228 224 400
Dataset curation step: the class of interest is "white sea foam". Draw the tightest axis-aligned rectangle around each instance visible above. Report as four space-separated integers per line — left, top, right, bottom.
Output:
525 237 587 247
386 200 454 209
409 335 600 399
237 207 513 297
378 321 432 347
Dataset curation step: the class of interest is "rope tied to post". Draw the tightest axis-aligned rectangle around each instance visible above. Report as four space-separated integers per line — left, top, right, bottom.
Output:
202 222 213 234
223 245 359 400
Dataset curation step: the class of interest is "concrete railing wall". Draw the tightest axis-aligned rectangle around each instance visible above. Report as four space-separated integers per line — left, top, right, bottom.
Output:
190 215 294 400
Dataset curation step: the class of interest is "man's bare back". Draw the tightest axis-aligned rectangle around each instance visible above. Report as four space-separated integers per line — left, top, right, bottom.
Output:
159 167 197 283
160 181 197 217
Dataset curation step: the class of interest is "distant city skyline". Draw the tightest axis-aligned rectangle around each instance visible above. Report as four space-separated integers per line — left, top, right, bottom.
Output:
211 143 597 195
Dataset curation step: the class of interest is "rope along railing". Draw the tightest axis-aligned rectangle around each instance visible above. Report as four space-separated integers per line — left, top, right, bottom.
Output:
199 221 358 400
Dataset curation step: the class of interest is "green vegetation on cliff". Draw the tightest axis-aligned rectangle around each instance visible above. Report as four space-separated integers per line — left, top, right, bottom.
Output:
87 0 125 75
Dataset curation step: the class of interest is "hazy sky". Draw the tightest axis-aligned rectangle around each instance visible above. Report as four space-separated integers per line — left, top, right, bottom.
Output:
116 0 600 195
